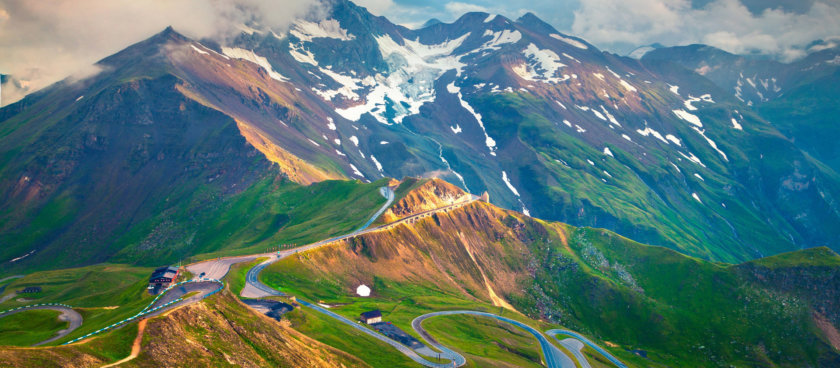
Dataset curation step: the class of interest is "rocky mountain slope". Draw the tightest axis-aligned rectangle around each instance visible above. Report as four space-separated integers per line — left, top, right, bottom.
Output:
0 291 363 368
2 0 839 268
642 42 840 171
266 181 840 367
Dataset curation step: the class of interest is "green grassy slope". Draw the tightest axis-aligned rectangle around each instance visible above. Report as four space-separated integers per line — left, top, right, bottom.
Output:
0 264 154 346
261 188 840 367
0 309 68 346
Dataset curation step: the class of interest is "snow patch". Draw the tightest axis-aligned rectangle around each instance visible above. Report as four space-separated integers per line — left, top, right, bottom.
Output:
349 135 359 146
336 33 469 124
512 43 567 83
731 117 743 130
370 155 384 172
603 147 614 157
637 126 668 144
452 86 497 155
291 19 355 42
349 164 364 177
502 171 521 196
679 151 706 168
550 34 588 49
222 47 288 82
307 138 320 147
289 43 318 66
450 124 462 134
673 109 703 127
692 193 703 204
691 127 728 161
665 134 682 146
190 44 208 55
600 105 621 127
479 30 522 51
619 80 637 92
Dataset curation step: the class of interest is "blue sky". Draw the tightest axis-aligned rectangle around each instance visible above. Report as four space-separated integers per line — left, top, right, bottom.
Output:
357 0 840 58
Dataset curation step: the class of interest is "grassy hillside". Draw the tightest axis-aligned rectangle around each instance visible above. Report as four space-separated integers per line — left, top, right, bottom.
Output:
0 264 154 346
0 309 68 346
260 183 840 367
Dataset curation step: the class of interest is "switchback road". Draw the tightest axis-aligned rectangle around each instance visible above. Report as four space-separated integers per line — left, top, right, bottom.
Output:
0 305 82 346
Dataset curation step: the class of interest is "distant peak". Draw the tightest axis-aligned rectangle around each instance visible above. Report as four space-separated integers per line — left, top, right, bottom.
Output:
421 18 443 28
515 12 558 34
149 26 190 45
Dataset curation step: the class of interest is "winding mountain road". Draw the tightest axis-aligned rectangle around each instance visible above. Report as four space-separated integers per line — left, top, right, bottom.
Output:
238 188 588 368
0 305 82 346
547 330 627 368
15 184 625 368
412 311 576 368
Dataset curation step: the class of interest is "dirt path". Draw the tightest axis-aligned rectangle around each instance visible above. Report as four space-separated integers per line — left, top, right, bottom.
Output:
101 319 147 368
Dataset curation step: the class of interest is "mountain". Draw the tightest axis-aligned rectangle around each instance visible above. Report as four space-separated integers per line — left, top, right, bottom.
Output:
4 179 838 367
643 43 840 171
2 0 840 271
263 181 840 367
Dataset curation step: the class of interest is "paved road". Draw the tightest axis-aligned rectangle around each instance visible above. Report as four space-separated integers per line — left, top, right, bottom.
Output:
546 330 627 368
241 186 397 299
143 281 223 318
186 254 260 281
0 305 83 346
299 299 461 368
413 311 575 368
554 337 591 368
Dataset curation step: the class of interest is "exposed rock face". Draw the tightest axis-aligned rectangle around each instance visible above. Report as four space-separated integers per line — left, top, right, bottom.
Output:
381 178 472 222
0 292 361 368
130 292 359 367
267 182 840 367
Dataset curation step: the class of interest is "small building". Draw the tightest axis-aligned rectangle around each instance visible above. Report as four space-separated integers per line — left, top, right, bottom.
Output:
19 286 42 294
360 310 382 324
148 266 179 294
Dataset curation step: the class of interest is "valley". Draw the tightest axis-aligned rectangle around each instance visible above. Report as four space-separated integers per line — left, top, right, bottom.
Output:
1 0 839 366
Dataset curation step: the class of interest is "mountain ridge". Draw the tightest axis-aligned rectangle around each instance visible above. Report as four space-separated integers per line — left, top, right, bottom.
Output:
2 0 839 270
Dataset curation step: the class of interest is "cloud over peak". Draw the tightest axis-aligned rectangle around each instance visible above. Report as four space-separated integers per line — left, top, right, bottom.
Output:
570 0 840 60
0 0 323 106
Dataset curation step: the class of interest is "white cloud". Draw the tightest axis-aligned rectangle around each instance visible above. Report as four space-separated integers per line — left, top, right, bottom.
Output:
0 0 322 106
354 0 396 14
444 2 490 14
572 0 840 61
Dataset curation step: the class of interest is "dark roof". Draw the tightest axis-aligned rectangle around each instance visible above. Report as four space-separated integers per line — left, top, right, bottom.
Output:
150 267 178 281
360 310 382 319
20 286 42 293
